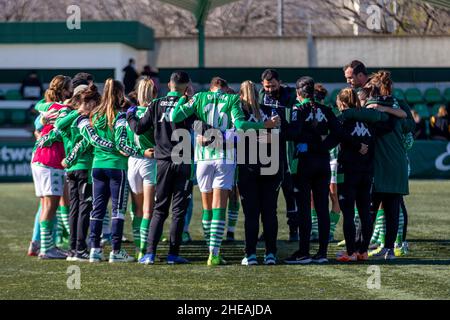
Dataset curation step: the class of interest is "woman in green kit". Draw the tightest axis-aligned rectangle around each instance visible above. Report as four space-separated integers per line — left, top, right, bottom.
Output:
126 78 158 260
74 79 153 263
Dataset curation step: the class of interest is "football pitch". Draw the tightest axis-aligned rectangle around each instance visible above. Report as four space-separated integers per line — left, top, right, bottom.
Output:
0 181 449 300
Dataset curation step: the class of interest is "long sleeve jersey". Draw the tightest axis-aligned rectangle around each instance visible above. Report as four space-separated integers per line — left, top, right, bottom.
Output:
172 91 264 162
127 91 194 161
285 99 347 161
75 112 144 170
337 108 390 174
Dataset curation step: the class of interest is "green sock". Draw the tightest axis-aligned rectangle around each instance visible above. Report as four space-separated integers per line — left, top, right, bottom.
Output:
210 208 226 256
40 220 54 254
377 210 386 246
59 205 70 238
55 207 63 243
202 209 213 241
227 200 239 233
354 209 361 231
311 209 318 235
329 211 340 237
132 216 142 249
370 210 380 244
140 218 150 254
396 208 404 245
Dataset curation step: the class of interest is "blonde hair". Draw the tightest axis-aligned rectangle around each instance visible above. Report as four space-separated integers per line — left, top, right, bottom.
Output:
337 88 361 111
91 78 124 129
240 80 261 121
137 78 156 106
45 75 71 103
438 105 448 117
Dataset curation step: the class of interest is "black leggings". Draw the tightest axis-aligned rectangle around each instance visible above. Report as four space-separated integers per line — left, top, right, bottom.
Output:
238 166 282 256
400 197 408 242
371 193 401 250
338 171 373 255
294 156 331 256
281 169 298 229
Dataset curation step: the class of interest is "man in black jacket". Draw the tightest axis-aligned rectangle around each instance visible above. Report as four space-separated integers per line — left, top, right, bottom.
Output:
258 69 299 241
127 71 195 265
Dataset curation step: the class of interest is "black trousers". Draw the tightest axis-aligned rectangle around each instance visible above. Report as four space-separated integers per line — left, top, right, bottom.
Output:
371 192 401 250
238 165 282 256
281 168 299 230
337 171 373 255
67 170 92 252
294 156 331 256
147 160 192 256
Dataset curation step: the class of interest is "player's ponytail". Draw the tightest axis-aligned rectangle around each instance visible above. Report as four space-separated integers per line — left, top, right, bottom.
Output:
45 75 72 103
81 83 102 107
369 70 392 97
296 76 318 127
337 88 361 112
240 80 261 121
91 78 124 129
137 78 157 107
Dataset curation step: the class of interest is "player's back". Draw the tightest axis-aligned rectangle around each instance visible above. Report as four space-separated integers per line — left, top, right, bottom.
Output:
193 91 240 131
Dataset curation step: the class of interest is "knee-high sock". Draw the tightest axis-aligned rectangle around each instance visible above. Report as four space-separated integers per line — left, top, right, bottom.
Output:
329 211 340 238
140 218 150 254
227 199 240 233
31 205 42 242
371 209 385 246
209 208 226 256
40 220 54 254
56 206 63 242
132 215 142 249
395 207 404 245
59 205 70 238
202 209 213 241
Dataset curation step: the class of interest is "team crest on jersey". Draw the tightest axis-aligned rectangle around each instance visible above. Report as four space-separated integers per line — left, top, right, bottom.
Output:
351 122 371 137
115 117 127 128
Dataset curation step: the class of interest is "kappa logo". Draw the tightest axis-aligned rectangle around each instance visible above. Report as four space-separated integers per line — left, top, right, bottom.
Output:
248 111 269 123
351 122 371 137
305 109 327 123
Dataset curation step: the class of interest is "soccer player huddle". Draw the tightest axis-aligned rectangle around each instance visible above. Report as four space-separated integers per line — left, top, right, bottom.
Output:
27 60 414 265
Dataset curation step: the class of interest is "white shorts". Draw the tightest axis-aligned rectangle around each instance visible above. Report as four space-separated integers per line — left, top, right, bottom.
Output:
31 163 65 197
196 160 236 193
330 162 338 184
127 157 157 194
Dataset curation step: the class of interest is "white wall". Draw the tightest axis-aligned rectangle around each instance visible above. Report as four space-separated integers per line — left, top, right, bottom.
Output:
152 36 450 68
0 43 143 81
315 36 450 67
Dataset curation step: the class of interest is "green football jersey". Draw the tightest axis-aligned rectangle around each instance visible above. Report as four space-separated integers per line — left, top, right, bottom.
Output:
126 106 155 155
173 91 263 162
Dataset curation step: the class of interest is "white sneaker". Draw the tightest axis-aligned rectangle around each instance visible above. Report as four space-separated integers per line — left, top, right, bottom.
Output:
109 249 135 263
89 248 105 263
241 254 258 266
